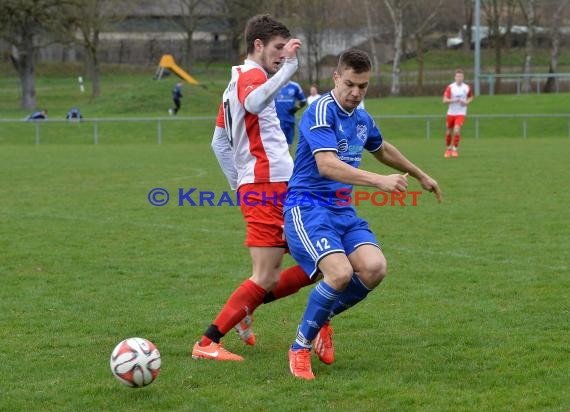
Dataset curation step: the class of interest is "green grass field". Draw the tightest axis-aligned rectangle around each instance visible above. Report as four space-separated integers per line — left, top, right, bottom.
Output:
1 139 569 411
1 61 570 411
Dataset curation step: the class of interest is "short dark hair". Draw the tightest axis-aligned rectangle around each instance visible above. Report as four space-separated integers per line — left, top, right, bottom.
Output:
244 14 291 55
455 69 464 74
336 49 372 74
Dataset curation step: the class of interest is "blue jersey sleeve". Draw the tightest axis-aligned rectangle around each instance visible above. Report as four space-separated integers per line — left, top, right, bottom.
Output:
364 115 383 152
296 83 307 104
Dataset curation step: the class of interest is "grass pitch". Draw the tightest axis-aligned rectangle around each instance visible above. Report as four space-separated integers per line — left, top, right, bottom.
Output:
1 134 569 411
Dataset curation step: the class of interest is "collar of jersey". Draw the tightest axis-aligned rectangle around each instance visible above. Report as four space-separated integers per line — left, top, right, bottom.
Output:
330 90 355 116
243 59 268 76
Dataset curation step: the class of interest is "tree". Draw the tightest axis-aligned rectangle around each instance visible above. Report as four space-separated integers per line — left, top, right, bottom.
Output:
408 0 444 94
384 0 443 96
503 0 519 50
0 0 63 110
462 0 474 52
518 0 537 92
287 0 333 86
363 0 382 92
544 0 569 92
384 0 408 96
173 0 209 72
221 0 267 64
481 0 520 93
64 0 133 99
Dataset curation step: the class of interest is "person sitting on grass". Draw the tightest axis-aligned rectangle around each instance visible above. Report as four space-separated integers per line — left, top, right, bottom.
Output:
26 109 47 121
66 107 83 122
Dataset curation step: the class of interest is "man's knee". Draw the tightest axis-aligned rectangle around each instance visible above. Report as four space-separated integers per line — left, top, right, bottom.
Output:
250 270 280 291
322 262 353 291
358 254 387 288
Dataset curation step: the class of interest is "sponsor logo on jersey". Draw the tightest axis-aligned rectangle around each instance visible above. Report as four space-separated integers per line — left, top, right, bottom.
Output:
337 139 348 152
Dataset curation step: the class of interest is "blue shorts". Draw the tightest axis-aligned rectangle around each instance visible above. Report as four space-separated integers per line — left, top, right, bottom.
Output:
284 206 380 278
281 122 295 145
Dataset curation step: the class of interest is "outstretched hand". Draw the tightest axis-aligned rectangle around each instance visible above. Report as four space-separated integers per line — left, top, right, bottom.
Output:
419 175 443 203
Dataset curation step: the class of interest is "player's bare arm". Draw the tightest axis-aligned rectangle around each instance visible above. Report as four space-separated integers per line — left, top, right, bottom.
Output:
314 151 408 193
373 142 443 202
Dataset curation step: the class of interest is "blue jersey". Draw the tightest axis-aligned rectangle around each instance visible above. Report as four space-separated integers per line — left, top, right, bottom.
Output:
275 81 306 124
285 91 383 212
172 84 182 99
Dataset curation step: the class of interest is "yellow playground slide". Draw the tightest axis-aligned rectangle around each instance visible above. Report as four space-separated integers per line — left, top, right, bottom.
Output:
154 54 199 85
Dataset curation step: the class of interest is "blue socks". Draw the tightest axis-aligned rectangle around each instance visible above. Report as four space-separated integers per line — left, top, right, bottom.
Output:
292 274 373 351
329 273 371 318
292 281 340 350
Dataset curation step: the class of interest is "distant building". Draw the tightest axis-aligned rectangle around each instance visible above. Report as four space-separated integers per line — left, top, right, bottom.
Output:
447 25 554 48
2 0 230 66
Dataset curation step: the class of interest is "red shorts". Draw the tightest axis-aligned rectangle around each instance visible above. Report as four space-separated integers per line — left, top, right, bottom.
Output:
238 182 287 247
446 115 466 129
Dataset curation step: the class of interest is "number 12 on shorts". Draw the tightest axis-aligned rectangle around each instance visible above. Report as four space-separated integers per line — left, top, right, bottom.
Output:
316 238 330 252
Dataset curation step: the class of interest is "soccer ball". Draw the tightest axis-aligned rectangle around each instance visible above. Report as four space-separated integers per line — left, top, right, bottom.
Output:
110 337 161 388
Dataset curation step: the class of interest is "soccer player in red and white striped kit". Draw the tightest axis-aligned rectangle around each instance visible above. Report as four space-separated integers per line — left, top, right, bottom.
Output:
443 69 473 158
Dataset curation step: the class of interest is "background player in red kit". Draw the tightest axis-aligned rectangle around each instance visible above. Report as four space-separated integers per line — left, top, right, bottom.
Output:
443 69 473 158
194 15 334 363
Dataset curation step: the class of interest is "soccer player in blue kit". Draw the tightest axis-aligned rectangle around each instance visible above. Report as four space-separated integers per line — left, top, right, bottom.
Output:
275 81 307 147
284 49 443 380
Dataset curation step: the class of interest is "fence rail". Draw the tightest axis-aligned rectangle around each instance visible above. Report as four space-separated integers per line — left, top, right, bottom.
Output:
1 114 569 143
482 73 570 95
370 113 570 139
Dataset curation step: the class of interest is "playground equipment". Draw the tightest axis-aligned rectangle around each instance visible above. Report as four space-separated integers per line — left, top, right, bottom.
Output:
154 54 199 85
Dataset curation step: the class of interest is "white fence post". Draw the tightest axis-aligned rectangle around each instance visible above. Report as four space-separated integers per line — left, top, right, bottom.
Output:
157 119 162 144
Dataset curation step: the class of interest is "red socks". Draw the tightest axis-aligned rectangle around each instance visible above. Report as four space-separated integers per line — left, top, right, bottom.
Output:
453 133 460 147
267 265 313 301
199 266 312 346
445 133 452 147
205 279 266 341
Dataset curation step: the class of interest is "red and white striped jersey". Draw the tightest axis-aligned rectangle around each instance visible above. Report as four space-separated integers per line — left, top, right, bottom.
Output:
219 60 293 188
444 82 473 116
